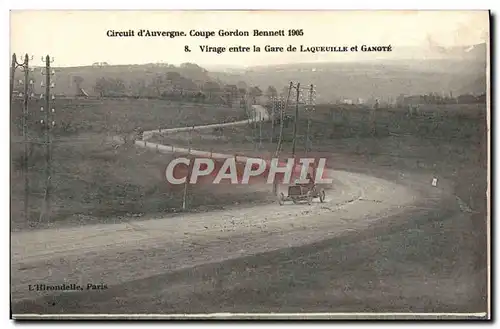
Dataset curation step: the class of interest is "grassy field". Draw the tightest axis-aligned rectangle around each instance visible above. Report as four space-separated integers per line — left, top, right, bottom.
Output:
152 103 487 166
10 98 253 230
10 97 246 137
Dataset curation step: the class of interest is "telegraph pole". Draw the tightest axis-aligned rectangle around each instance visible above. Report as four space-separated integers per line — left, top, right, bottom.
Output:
182 126 195 210
275 82 293 157
305 84 315 155
291 82 300 157
253 110 258 150
22 55 30 221
259 112 263 149
273 82 293 196
40 55 55 222
270 97 275 143
370 98 377 136
10 54 17 106
45 55 51 217
11 53 34 222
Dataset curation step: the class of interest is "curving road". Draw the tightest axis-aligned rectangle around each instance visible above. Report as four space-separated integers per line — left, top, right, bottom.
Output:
141 104 269 141
11 104 444 314
11 169 420 303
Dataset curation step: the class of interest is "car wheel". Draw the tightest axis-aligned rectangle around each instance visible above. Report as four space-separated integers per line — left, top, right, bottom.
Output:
306 192 313 205
278 192 285 206
319 189 326 203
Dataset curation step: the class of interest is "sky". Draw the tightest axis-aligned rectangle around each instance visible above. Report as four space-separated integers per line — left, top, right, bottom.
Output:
10 10 489 68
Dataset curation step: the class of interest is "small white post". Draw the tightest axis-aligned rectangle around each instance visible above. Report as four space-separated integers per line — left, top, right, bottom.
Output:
182 176 188 210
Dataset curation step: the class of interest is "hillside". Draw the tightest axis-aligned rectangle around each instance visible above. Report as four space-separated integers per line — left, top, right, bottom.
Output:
210 42 487 103
210 61 487 103
12 62 224 98
11 43 487 103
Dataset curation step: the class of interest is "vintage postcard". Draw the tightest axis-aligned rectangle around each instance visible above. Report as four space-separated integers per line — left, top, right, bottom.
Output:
10 10 490 320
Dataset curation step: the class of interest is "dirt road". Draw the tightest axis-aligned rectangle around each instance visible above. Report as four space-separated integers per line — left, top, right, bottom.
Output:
142 104 269 141
11 167 421 302
12 163 482 317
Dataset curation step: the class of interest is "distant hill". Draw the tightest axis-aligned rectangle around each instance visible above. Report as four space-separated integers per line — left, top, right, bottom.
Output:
210 60 486 103
11 43 487 103
12 62 224 97
456 76 487 96
209 43 487 103
210 43 487 103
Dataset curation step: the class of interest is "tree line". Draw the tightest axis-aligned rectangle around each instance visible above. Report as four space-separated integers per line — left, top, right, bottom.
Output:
88 71 279 108
396 92 487 106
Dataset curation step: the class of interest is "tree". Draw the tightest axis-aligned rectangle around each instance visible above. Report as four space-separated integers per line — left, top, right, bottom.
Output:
237 81 248 90
203 81 221 100
238 87 247 99
166 71 182 83
249 86 263 104
149 74 165 97
266 86 278 99
93 77 126 97
73 76 85 96
73 76 84 88
179 77 198 92
236 81 248 100
93 77 107 97
165 71 183 95
224 84 238 107
179 63 209 81
111 78 126 95
129 79 147 98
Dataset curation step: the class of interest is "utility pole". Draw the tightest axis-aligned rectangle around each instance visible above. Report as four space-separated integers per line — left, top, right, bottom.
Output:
182 168 189 210
273 82 293 196
11 53 34 222
253 110 258 150
23 55 30 221
275 82 293 157
10 54 17 106
40 55 55 222
270 97 275 144
259 112 262 149
305 84 315 155
291 82 300 157
182 126 194 210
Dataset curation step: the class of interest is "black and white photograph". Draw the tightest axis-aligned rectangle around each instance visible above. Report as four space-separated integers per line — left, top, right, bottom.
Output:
9 10 490 320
